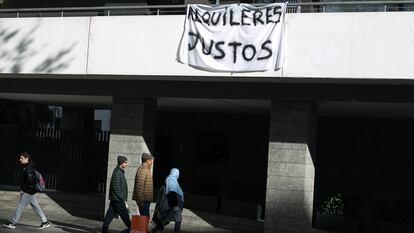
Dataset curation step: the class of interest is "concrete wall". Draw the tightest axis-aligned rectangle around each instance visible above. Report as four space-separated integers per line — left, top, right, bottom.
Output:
0 17 89 74
0 12 413 79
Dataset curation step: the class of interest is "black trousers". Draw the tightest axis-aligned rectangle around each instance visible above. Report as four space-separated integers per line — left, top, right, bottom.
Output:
102 201 131 233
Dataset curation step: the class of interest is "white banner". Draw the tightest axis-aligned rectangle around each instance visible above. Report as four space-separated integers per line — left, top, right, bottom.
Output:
177 3 286 72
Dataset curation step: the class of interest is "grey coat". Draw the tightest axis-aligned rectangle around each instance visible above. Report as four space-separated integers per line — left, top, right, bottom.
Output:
155 185 183 223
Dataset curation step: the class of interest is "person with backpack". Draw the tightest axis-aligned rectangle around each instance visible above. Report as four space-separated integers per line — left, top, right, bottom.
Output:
3 152 50 229
150 168 184 233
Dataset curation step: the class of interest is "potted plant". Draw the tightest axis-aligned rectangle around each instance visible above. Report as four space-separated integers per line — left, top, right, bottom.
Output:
314 193 361 233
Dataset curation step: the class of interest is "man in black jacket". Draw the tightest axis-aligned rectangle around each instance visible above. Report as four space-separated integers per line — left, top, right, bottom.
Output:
102 155 131 233
3 152 50 229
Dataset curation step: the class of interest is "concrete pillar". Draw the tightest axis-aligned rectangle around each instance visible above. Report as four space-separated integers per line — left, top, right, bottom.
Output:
105 97 157 215
265 101 317 233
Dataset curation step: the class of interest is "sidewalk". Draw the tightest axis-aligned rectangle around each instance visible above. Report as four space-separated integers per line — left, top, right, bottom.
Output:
0 190 263 233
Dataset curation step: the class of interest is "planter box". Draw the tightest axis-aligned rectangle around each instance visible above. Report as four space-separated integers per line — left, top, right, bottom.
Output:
314 213 360 233
364 220 413 233
185 193 218 212
219 198 262 220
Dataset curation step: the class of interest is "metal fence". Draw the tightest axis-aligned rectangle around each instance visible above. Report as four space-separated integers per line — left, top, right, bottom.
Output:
0 127 110 193
0 1 414 17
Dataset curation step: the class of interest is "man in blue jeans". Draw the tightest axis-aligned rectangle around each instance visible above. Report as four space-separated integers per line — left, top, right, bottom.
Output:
3 152 50 230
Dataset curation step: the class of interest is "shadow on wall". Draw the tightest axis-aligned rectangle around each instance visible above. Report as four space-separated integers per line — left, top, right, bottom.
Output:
0 20 76 74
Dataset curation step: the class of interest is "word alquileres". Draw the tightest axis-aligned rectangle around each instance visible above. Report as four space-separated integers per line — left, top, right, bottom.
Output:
177 3 286 72
188 5 283 26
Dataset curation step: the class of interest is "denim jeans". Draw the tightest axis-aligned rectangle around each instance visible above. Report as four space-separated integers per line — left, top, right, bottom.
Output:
11 192 47 224
137 201 150 217
102 201 131 233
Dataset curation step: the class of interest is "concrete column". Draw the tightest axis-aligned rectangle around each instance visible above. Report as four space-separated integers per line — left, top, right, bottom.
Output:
105 97 157 215
265 101 317 233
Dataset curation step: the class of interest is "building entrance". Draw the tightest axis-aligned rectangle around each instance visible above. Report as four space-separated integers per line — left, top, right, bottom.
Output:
152 98 270 219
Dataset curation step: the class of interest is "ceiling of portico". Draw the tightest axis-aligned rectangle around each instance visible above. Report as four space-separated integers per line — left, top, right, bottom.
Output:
2 92 414 118
0 93 270 114
0 93 113 108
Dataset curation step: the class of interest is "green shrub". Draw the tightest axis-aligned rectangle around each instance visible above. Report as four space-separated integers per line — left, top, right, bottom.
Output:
321 193 344 216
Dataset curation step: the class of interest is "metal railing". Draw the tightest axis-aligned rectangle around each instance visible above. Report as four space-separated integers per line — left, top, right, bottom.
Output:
0 1 413 17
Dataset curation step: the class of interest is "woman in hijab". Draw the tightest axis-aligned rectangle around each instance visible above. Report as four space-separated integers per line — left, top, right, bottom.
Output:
151 168 184 233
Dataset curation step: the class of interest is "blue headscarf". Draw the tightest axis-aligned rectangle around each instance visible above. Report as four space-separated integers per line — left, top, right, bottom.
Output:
165 168 184 201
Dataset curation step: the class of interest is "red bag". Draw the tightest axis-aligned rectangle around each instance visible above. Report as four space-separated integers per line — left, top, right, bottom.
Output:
130 215 149 233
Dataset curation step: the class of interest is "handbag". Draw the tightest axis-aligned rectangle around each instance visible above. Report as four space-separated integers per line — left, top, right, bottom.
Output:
130 215 149 233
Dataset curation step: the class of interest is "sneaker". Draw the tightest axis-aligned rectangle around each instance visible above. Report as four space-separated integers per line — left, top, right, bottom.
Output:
3 222 16 229
37 222 51 229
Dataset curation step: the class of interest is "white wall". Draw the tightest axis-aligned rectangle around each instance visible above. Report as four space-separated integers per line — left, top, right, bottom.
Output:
284 12 414 79
0 12 413 79
0 17 89 74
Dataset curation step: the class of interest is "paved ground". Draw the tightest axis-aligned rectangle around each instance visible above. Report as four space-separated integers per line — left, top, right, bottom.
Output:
0 208 262 233
0 190 263 233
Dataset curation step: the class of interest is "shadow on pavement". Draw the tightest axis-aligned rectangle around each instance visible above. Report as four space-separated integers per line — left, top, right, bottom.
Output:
190 209 263 233
0 188 263 233
50 220 102 233
0 216 47 232
0 186 105 221
45 192 105 221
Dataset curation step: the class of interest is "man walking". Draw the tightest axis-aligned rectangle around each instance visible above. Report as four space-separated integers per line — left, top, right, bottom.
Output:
3 152 50 229
132 152 155 217
102 155 131 233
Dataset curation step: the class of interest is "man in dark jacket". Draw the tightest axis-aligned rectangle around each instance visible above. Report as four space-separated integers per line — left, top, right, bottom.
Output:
3 152 50 229
102 155 131 233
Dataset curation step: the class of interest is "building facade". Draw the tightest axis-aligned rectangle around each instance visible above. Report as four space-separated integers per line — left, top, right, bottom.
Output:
0 4 413 233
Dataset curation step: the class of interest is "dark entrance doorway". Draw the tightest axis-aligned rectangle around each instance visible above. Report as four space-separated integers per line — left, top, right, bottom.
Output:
152 99 269 219
315 101 414 231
